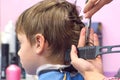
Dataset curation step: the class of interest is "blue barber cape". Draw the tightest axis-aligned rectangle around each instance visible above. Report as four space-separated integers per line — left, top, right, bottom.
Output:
37 64 84 80
38 70 84 80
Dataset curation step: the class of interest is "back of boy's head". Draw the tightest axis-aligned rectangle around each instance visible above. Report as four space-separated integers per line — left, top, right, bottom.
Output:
15 0 84 56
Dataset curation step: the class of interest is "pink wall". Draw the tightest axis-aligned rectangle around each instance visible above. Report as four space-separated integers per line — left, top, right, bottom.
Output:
0 0 41 31
92 0 120 46
0 0 120 76
92 0 120 75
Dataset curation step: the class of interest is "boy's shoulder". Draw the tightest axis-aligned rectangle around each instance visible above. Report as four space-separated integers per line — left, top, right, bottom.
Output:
38 70 84 80
37 64 84 80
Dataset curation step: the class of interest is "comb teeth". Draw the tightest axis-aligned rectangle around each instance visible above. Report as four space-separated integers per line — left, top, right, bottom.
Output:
77 46 96 59
65 46 97 63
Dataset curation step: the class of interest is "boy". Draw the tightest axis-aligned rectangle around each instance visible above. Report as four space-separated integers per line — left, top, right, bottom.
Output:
15 0 100 80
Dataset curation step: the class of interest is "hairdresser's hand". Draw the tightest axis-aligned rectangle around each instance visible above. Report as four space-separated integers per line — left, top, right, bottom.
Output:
84 0 112 18
70 28 104 80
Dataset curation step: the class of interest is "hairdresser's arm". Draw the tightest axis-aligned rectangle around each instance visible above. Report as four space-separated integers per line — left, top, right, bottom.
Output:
70 28 105 80
84 0 112 18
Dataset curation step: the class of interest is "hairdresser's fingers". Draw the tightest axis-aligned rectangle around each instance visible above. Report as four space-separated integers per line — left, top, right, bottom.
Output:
70 45 78 60
84 0 100 13
84 1 103 18
84 0 112 18
70 45 93 74
78 28 86 47
93 33 99 46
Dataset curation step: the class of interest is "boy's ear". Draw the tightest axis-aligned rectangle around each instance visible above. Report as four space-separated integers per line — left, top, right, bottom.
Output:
34 34 45 55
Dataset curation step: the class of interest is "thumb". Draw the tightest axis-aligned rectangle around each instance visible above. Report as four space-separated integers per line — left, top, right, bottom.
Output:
70 45 93 74
70 45 78 62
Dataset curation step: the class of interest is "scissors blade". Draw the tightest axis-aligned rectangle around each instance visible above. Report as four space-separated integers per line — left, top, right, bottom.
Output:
85 18 91 45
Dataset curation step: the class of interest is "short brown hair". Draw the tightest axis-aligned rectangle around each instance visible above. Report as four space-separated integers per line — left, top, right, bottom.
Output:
15 0 84 56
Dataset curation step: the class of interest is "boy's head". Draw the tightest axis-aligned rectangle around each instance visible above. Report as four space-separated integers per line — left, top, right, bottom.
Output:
16 0 84 74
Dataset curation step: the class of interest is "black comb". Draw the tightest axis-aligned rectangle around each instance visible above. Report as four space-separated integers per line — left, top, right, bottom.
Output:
65 45 120 62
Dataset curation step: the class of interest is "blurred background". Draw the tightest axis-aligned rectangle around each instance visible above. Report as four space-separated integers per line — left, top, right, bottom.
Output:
0 0 120 79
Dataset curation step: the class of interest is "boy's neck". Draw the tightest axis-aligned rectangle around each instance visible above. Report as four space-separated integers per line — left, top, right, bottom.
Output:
47 54 64 65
